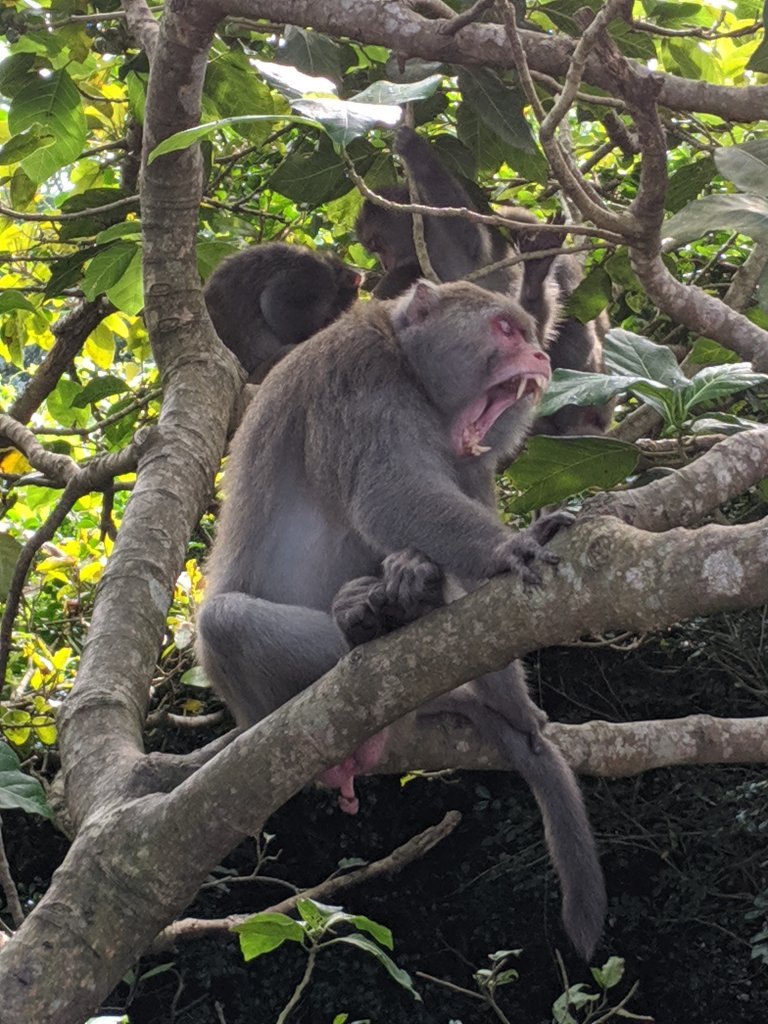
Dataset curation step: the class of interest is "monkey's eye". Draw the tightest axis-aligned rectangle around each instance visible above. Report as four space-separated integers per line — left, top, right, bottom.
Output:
496 316 515 336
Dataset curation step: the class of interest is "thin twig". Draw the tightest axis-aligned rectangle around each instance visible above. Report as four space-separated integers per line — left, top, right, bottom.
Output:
0 815 24 928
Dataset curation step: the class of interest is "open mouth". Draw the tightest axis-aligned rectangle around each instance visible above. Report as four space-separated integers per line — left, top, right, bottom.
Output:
459 372 549 456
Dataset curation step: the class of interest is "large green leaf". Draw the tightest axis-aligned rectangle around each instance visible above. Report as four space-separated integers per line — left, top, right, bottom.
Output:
665 156 716 213
269 138 374 205
0 122 55 165
684 363 768 415
278 26 344 83
71 376 129 408
351 75 443 106
505 436 638 512
537 370 638 418
457 69 547 183
0 741 52 818
82 241 143 315
664 193 768 246
204 51 285 144
7 69 87 184
603 329 689 388
253 58 337 101
148 115 312 163
292 96 400 146
563 266 612 323
715 140 768 198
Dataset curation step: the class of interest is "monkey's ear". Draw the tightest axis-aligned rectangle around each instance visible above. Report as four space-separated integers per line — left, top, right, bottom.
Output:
392 279 439 327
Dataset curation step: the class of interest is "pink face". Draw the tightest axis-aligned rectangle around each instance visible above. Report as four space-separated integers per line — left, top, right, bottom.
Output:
452 314 551 458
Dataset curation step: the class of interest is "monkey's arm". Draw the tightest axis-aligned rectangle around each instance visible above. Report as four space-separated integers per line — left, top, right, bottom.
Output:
348 456 556 583
394 126 490 279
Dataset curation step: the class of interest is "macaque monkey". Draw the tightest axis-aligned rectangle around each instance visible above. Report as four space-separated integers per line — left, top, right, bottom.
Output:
356 127 612 434
203 242 362 383
355 126 523 299
196 279 606 958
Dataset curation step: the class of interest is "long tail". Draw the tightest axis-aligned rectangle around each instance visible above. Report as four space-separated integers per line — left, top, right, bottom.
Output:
484 717 607 959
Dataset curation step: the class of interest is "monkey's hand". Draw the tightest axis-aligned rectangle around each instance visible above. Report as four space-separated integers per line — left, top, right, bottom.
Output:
333 550 446 648
332 575 385 648
493 510 574 586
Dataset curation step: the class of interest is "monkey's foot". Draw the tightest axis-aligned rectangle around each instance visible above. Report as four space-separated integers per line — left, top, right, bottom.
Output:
332 549 445 647
494 510 574 585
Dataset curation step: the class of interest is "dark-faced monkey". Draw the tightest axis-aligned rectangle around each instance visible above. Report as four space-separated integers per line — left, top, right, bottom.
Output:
500 211 614 436
356 128 612 435
203 242 362 383
356 126 523 299
196 279 606 959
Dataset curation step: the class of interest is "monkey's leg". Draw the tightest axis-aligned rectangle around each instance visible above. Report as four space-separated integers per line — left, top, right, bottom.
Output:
196 592 347 726
326 550 447 813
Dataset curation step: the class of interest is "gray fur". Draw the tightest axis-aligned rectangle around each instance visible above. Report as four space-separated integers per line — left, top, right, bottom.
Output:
203 241 361 383
197 280 605 957
356 133 612 435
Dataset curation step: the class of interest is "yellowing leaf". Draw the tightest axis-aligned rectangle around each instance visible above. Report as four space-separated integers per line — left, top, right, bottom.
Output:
0 450 32 474
79 561 104 584
86 321 116 369
35 723 57 745
51 647 73 670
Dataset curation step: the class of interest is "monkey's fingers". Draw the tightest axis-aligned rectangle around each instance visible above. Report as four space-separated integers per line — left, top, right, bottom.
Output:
528 509 575 546
380 548 446 623
332 576 388 647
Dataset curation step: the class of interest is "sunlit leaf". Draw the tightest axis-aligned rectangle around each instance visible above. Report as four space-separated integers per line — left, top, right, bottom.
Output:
0 123 55 165
8 70 87 184
715 140 768 198
232 912 305 960
603 329 689 387
351 75 443 106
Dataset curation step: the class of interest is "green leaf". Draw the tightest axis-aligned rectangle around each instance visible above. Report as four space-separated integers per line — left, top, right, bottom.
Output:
269 137 374 205
563 266 612 323
0 123 55 165
96 221 142 244
197 241 239 282
0 53 36 100
148 114 311 164
0 741 52 818
504 436 638 512
664 193 768 246
688 337 741 366
232 912 305 960
715 140 768 198
351 75 443 107
253 58 337 101
336 934 421 1000
0 532 23 602
665 156 716 213
603 329 689 388
7 70 87 184
58 188 137 241
10 166 37 209
457 68 547 183
591 956 625 990
684 362 768 415
204 51 285 145
103 245 143 316
0 290 37 314
82 241 140 309
71 376 129 408
292 96 401 146
278 27 344 83
537 370 639 418
180 666 211 688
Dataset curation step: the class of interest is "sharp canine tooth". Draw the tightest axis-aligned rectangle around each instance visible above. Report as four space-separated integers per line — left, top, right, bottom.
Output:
516 377 527 401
